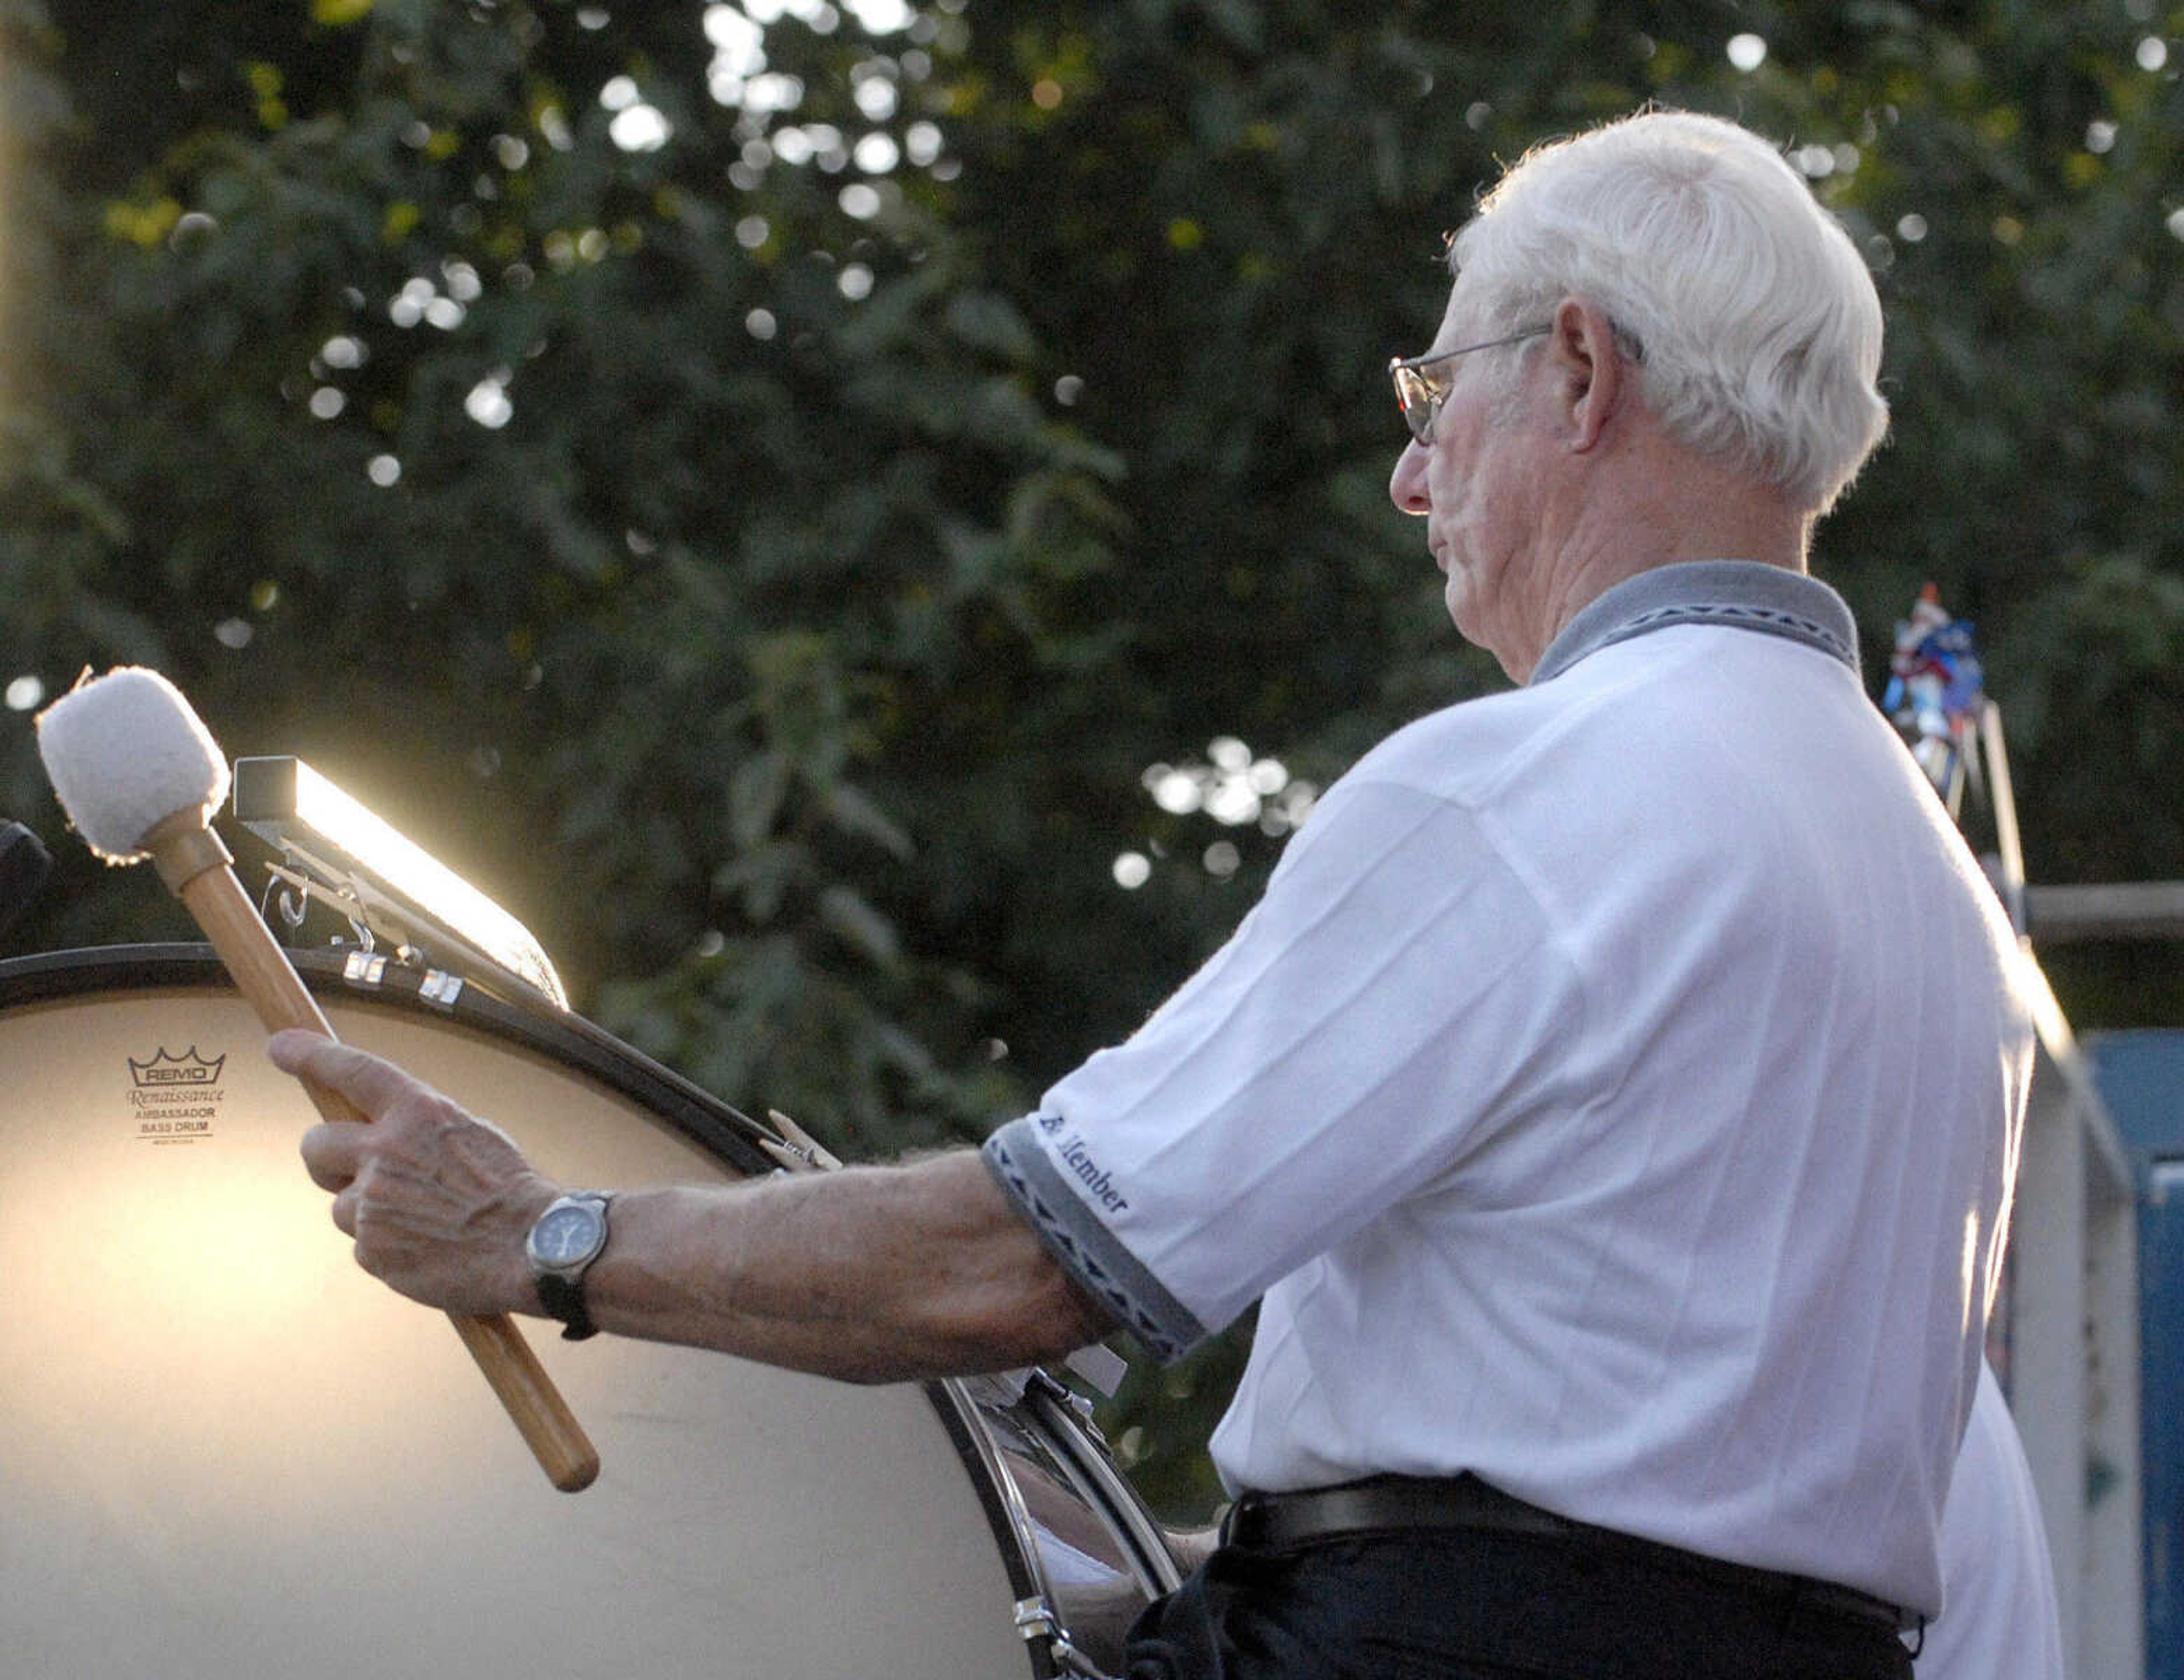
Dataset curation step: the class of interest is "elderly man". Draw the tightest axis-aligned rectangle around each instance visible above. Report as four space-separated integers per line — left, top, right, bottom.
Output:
278 110 2032 1679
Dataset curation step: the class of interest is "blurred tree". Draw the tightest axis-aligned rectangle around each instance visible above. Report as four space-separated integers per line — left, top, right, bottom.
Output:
1 0 2179 1518
2 0 1143 1144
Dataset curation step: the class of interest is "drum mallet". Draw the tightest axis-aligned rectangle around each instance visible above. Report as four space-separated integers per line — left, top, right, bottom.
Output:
36 666 601 1492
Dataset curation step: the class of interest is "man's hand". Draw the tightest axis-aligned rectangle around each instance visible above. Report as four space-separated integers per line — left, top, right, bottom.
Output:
273 1030 559 1319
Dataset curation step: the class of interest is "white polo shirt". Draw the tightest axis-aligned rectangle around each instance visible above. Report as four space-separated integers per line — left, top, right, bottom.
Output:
1924 1362 2066 1678
984 561 2035 1617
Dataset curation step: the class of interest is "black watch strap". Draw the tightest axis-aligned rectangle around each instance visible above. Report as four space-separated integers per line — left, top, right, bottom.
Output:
536 1271 600 1342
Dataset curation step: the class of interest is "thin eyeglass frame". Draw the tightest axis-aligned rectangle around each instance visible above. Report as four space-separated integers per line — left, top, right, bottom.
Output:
1387 328 1549 446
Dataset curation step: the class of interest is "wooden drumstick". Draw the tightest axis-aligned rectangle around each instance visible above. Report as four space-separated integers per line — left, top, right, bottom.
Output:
37 667 600 1493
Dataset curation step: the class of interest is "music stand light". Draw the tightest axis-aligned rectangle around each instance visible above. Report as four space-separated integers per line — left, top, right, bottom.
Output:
232 756 568 1009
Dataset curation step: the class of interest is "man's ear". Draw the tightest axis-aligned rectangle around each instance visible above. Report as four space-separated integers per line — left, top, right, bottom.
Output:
1547 297 1626 453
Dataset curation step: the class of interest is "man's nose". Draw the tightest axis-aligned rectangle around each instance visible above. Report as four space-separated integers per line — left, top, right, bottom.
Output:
1388 439 1430 515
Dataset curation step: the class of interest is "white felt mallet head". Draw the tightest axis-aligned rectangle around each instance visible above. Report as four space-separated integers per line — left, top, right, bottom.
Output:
36 667 232 877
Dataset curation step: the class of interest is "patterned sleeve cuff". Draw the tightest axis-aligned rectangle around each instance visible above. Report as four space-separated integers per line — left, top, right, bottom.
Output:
981 1116 1209 1365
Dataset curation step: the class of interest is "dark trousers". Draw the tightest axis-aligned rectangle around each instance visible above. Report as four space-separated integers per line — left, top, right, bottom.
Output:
1122 1526 1915 1679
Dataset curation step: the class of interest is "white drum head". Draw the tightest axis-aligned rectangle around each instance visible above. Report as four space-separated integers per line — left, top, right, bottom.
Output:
0 949 1061 1678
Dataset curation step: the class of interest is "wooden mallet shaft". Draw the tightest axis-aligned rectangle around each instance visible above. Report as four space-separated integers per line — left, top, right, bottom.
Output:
143 812 600 1491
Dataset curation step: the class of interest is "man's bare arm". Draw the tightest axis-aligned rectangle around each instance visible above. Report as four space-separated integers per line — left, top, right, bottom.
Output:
275 1031 1117 1384
588 1155 1116 1381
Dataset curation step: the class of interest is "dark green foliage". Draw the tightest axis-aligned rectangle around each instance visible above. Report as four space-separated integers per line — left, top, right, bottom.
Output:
2 0 2178 1518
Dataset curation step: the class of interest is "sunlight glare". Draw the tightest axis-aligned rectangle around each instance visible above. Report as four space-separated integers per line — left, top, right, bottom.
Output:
1149 768 1202 816
388 276 433 327
465 373 514 429
705 3 764 61
746 0 845 25
845 0 913 30
853 73 899 122
1203 779 1260 827
610 105 673 152
743 73 806 115
1961 1210 1982 1333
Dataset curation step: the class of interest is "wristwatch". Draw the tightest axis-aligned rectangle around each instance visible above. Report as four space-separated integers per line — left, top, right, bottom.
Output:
525 1191 613 1341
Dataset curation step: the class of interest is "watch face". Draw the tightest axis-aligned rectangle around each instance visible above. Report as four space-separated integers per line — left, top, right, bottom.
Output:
532 1202 603 1268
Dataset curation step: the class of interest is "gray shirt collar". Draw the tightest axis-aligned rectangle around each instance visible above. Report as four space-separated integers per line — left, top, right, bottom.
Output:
1528 560 1861 686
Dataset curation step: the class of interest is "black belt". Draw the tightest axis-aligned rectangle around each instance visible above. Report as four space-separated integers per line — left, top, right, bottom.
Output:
1220 1473 1912 1635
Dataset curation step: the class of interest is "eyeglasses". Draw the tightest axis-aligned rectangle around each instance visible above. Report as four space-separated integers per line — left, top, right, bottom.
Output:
1387 328 1548 446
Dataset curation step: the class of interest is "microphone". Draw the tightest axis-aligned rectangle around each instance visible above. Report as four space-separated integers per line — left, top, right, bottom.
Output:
0 821 52 943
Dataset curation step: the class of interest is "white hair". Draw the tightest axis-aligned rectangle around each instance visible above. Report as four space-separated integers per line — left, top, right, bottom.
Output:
1449 109 1888 516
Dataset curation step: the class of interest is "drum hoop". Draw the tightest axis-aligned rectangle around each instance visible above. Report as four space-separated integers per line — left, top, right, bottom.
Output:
0 941 1081 1672
0 942 782 1175
926 1380 1066 1675
1020 1375 1185 1600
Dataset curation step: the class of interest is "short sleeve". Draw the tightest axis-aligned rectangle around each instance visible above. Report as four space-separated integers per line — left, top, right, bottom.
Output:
981 775 1582 1354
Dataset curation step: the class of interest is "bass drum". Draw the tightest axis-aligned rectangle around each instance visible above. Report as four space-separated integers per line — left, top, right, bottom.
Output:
0 946 1181 1679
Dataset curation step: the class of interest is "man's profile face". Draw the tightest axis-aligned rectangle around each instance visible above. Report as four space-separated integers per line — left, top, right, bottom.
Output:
1396 283 1556 677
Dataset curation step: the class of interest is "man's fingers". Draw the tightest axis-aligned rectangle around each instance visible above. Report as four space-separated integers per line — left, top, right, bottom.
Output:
299 1120 363 1193
276 1031 444 1193
268 1029 434 1121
